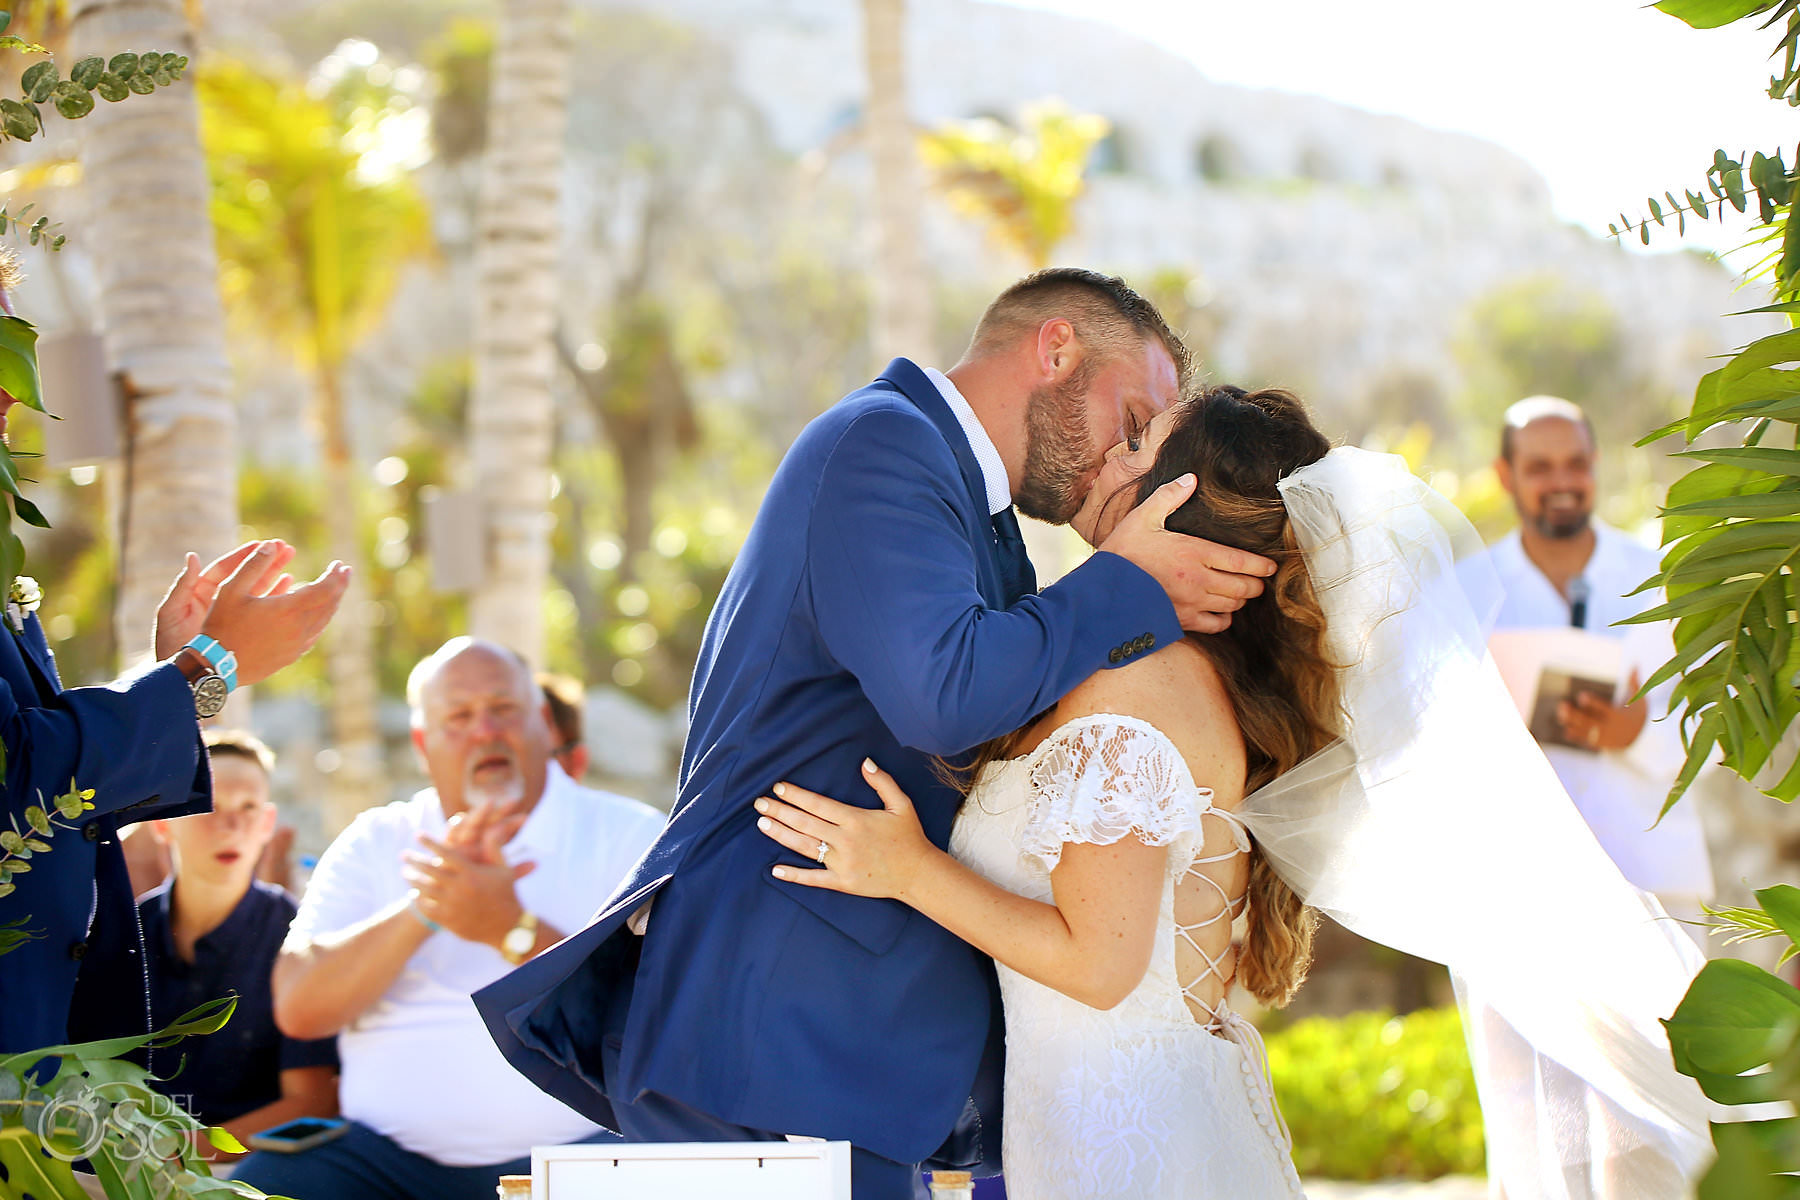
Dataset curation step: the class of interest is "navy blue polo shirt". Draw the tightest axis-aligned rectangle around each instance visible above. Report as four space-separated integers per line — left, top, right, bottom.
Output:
138 879 338 1126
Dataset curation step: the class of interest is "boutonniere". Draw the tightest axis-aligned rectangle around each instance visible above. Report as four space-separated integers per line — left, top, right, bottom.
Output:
7 575 41 633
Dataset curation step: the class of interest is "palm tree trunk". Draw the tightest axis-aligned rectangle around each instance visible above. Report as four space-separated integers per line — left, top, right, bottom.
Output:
317 366 382 832
862 0 934 367
467 0 573 665
69 0 237 667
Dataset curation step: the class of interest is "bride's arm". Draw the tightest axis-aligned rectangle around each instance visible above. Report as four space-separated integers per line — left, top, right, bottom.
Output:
758 760 1167 1010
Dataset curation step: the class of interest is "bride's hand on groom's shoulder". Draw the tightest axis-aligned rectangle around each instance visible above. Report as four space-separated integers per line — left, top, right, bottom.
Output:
1100 474 1277 635
755 759 933 902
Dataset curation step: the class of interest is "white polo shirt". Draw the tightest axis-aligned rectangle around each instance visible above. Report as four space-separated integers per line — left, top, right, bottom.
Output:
288 764 665 1165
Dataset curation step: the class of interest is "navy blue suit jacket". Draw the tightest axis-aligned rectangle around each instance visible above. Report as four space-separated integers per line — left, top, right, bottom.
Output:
0 612 209 1053
477 360 1180 1164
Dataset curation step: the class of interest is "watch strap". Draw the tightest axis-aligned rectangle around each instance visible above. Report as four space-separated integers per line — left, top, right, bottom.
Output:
184 634 238 692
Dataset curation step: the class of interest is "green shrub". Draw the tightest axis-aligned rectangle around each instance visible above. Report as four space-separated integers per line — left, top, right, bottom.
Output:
1266 1006 1486 1180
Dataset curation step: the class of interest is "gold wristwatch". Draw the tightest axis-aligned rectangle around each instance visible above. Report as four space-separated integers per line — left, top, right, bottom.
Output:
500 910 540 965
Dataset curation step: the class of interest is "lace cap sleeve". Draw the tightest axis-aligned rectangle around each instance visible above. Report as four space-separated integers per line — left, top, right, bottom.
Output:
1020 715 1208 874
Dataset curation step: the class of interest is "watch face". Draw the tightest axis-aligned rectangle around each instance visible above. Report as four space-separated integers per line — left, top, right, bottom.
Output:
193 673 229 718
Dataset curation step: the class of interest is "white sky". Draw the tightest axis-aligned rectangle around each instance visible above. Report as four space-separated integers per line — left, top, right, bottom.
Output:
1002 0 1794 255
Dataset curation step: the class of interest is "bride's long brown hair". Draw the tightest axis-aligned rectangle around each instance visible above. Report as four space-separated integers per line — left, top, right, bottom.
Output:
1132 384 1338 1007
949 383 1339 1007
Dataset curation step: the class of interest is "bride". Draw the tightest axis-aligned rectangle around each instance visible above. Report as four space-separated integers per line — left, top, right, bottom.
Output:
754 384 1713 1199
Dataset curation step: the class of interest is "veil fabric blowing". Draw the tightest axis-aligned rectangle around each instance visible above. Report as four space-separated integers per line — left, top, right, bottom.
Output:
1236 447 1713 1198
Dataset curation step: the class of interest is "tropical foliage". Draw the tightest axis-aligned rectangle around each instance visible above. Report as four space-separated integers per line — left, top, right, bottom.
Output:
0 999 282 1200
919 100 1110 269
1267 1006 1484 1181
1616 3 1800 1195
199 50 434 827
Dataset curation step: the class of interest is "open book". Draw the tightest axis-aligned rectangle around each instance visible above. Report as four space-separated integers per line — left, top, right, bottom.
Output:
1488 628 1625 753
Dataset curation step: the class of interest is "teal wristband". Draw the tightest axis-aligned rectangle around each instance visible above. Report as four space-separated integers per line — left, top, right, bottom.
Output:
407 898 442 934
184 634 239 693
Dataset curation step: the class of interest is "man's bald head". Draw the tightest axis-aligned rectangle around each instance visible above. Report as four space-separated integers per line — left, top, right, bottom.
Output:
406 637 551 815
1499 395 1594 464
406 637 534 724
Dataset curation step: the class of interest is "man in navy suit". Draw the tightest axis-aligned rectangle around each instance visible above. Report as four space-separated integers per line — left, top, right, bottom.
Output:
0 275 349 1054
479 270 1276 1198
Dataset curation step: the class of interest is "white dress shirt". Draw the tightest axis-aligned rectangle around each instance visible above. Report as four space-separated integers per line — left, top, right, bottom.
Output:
925 366 1012 516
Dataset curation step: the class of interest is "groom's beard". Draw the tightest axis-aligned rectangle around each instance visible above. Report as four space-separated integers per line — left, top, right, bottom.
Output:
1015 364 1097 525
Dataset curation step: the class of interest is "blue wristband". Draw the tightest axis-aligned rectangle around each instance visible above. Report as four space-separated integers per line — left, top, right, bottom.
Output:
184 634 239 693
407 898 442 935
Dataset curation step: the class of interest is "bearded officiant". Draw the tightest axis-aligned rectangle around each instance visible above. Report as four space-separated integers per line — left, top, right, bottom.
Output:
1466 396 1714 920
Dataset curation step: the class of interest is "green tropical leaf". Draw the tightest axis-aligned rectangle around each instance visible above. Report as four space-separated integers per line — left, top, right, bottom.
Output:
1674 446 1800 476
1664 957 1800 1077
108 52 140 80
1758 885 1800 950
0 996 238 1073
1655 0 1782 28
0 314 44 413
14 495 49 529
1624 579 1761 627
1698 1120 1800 1200
128 71 156 95
1662 487 1800 521
0 1126 86 1198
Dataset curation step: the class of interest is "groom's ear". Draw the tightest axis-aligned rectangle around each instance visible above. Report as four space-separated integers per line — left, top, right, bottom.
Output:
1034 318 1078 380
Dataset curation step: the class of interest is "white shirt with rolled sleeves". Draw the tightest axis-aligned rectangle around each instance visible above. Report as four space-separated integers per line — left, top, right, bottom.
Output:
286 763 665 1166
1471 522 1715 900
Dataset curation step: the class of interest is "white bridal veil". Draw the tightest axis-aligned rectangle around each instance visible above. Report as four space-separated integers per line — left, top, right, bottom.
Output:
1237 448 1713 1198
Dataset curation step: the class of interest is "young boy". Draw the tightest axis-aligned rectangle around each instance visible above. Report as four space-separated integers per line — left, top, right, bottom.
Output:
138 730 338 1148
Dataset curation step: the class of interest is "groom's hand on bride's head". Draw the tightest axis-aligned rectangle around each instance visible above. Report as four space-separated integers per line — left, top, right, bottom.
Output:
1100 474 1277 634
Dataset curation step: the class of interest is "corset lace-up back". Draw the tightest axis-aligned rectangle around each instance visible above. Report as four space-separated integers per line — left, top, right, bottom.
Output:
952 713 1303 1198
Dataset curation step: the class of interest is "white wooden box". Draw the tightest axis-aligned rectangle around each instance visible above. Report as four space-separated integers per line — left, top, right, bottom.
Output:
532 1140 853 1200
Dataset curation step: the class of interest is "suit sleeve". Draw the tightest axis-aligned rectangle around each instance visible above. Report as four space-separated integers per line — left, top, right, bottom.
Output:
807 408 1180 756
1 652 207 826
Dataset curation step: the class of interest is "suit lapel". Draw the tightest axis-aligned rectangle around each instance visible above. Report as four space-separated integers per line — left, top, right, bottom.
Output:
877 358 992 525
19 615 61 694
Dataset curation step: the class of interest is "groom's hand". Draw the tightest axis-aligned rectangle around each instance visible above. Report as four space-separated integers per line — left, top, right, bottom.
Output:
1099 474 1276 634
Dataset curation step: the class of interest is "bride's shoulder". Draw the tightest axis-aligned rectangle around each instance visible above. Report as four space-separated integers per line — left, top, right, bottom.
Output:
1041 640 1245 791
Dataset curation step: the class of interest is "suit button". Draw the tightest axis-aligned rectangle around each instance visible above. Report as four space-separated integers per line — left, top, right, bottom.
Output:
1142 633 1156 651
83 824 100 842
1108 647 1123 664
68 941 88 961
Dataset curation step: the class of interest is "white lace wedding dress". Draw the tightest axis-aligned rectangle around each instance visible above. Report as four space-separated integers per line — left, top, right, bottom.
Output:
951 713 1306 1199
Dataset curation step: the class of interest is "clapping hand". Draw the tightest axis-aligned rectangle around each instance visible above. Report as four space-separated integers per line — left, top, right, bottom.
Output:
402 828 536 948
154 539 351 685
757 759 937 902
154 541 293 659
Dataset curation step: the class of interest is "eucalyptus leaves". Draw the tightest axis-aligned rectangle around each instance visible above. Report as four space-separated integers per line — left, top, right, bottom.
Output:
0 779 95 914
0 8 190 254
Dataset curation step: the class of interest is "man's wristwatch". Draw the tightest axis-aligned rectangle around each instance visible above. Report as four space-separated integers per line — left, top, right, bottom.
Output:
176 634 239 718
500 910 540 966
173 648 230 718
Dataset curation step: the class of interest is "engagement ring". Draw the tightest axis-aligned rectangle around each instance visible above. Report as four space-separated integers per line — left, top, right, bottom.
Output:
816 839 830 865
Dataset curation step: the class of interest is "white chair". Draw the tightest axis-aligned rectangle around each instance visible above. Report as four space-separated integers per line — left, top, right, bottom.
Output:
531 1140 853 1200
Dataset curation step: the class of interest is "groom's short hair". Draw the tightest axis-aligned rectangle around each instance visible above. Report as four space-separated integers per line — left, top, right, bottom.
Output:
967 267 1189 382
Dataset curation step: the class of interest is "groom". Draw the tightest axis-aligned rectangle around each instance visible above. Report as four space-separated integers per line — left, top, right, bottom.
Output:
478 269 1276 1199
